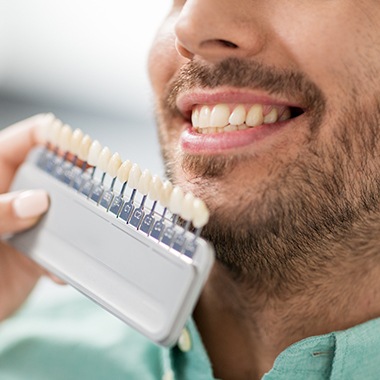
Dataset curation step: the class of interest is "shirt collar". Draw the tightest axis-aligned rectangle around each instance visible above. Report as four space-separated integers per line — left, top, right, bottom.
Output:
163 317 380 380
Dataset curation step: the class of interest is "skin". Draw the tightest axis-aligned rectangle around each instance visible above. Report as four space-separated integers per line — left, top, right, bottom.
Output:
149 0 380 378
0 115 53 321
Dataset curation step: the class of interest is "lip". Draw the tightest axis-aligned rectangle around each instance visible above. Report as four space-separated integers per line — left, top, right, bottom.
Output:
176 88 304 154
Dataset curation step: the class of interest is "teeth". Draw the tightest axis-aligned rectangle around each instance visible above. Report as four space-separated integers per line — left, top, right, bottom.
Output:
229 105 246 126
279 108 291 121
192 198 210 229
98 147 112 172
117 160 132 183
78 134 92 161
128 163 142 189
192 103 292 133
180 192 195 221
137 169 152 195
58 124 73 152
71 129 84 156
169 186 184 215
87 140 102 166
199 106 211 128
160 180 173 208
149 175 163 200
49 119 63 146
264 108 278 124
107 152 122 178
210 104 229 127
36 113 56 143
192 109 200 128
246 104 264 127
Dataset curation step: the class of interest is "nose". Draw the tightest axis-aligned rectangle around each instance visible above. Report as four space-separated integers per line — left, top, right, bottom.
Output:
174 0 266 62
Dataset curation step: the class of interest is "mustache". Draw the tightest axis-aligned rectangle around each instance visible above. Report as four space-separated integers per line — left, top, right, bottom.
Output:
164 57 326 122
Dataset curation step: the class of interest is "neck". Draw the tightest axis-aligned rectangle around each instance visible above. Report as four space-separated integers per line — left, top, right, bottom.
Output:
194 259 380 380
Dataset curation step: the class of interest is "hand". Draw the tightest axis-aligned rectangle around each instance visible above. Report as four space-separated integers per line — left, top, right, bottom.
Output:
0 114 53 321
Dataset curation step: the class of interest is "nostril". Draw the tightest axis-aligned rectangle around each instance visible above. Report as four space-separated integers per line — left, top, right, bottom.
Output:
218 39 238 49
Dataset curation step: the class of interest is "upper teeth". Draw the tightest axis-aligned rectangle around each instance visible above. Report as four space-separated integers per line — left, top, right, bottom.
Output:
191 104 291 133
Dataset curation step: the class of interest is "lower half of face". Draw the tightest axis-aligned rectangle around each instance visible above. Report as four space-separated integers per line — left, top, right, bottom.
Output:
149 8 380 295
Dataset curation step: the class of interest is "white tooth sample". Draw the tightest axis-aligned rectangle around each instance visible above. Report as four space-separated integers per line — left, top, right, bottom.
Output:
35 113 55 143
199 106 211 128
210 104 230 127
117 160 132 183
58 124 73 152
148 175 163 200
107 152 122 178
229 105 246 126
191 109 200 128
78 135 92 161
246 104 264 127
192 198 210 228
49 119 63 146
238 124 247 131
98 147 112 172
169 186 184 215
279 108 291 121
71 129 84 156
264 108 279 124
180 192 195 221
128 163 142 189
87 140 102 166
137 169 152 195
159 180 173 208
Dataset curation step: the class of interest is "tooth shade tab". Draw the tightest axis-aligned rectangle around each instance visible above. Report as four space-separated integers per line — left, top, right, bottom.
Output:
78 135 92 161
137 169 152 195
49 119 63 146
128 163 142 189
149 175 163 200
180 192 195 221
193 198 209 229
87 140 102 166
107 152 122 178
98 147 112 172
36 113 55 143
169 186 184 215
58 124 73 152
71 129 84 156
117 160 132 183
160 180 173 208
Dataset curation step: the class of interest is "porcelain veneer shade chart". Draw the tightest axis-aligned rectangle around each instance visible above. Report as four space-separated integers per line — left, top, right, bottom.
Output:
9 114 214 346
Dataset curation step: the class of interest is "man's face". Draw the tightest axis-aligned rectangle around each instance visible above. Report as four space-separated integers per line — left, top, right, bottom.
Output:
149 1 380 288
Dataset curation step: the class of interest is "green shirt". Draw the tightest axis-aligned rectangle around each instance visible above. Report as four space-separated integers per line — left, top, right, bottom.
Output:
1 281 380 380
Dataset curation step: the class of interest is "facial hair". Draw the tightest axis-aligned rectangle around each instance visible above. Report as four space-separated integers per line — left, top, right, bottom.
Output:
156 58 380 297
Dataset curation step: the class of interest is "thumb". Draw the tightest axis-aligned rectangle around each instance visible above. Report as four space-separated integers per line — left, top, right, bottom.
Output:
0 190 50 235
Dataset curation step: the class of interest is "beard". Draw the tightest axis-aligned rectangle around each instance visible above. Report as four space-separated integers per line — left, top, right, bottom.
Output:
156 58 380 297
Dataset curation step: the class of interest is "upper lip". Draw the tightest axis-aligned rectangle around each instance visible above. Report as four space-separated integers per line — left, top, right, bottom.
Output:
176 87 305 120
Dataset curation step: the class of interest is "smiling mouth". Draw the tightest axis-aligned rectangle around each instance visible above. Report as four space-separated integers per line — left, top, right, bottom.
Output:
191 103 305 134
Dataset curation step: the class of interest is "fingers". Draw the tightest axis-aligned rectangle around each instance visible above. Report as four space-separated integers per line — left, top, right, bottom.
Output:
0 113 55 192
0 240 44 321
0 190 50 235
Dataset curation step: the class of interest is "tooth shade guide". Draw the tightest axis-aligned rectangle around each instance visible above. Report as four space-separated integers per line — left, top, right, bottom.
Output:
38 121 211 257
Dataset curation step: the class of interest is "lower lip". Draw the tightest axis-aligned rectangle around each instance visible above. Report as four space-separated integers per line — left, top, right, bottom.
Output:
180 120 291 154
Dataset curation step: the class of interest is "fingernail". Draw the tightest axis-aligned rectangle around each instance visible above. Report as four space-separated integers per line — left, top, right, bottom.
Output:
13 190 49 219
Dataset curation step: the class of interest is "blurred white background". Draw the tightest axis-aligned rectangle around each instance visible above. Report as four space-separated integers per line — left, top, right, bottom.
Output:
0 0 172 174
1 1 176 312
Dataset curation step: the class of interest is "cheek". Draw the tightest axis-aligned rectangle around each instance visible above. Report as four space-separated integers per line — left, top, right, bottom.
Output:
148 15 187 97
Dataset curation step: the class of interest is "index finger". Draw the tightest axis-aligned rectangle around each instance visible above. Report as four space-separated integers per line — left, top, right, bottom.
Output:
0 113 55 192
